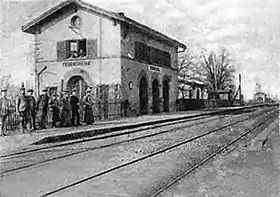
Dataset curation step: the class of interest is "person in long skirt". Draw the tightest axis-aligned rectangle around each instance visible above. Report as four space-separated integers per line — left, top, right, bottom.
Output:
49 94 60 128
60 91 71 127
83 87 94 125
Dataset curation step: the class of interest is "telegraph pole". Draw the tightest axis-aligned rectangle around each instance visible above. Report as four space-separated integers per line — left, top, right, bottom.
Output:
36 66 47 96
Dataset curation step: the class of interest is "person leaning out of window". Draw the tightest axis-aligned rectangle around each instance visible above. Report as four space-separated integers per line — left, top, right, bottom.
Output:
71 49 86 58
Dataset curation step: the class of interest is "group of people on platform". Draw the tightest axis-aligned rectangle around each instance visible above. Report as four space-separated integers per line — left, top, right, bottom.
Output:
0 87 95 136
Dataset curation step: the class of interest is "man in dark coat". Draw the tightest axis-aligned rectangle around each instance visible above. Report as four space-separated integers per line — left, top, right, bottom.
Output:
17 87 30 133
0 89 11 136
49 94 60 128
27 89 37 130
60 90 71 127
37 88 49 129
70 88 80 126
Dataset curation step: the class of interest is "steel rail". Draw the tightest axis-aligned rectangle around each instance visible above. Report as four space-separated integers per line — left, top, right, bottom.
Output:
1 104 271 159
1 113 229 175
149 110 277 197
37 108 276 197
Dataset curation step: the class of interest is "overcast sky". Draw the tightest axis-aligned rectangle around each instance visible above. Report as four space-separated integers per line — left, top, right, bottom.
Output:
1 0 280 100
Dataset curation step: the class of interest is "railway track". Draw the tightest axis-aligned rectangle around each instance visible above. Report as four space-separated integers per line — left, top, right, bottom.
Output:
1 105 270 159
148 109 278 197
2 105 270 176
0 111 235 175
0 114 212 159
1 106 274 176
36 107 277 197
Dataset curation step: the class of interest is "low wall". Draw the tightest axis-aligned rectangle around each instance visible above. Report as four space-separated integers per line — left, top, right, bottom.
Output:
177 99 232 111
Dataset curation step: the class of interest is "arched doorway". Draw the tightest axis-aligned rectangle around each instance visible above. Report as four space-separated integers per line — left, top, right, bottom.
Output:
163 80 169 112
139 77 148 115
66 75 88 99
152 79 160 113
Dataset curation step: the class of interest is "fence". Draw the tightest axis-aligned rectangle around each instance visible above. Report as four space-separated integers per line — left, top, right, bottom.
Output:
2 98 181 131
177 99 232 111
2 99 126 131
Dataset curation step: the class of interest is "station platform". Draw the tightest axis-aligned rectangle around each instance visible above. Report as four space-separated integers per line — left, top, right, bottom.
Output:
0 104 275 155
0 110 208 154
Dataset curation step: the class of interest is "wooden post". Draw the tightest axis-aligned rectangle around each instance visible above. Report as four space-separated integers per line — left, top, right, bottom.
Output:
60 79 64 103
239 74 242 105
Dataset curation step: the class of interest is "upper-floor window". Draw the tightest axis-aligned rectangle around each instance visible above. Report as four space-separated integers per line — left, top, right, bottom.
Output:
68 39 86 58
57 39 97 60
135 41 171 67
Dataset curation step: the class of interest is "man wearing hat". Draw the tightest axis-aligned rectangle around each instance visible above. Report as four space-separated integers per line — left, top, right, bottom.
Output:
27 88 37 130
0 88 11 136
48 94 60 128
83 87 94 125
17 86 30 133
60 90 71 127
36 87 49 129
70 88 81 126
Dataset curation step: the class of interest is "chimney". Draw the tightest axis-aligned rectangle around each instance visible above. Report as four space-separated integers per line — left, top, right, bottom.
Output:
118 12 125 17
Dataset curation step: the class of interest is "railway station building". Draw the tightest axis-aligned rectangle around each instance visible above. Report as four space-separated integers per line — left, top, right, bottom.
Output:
22 0 186 116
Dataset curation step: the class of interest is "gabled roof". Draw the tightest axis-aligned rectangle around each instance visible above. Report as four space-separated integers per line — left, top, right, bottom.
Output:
21 0 186 50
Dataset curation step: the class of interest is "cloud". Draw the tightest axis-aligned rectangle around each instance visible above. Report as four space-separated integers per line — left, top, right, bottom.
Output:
2 0 280 99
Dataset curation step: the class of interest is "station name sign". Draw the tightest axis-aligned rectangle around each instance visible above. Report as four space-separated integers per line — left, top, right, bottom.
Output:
149 65 161 72
62 61 91 67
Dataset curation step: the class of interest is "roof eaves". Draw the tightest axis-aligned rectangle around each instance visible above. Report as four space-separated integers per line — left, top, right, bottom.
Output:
22 0 76 34
21 0 186 49
77 0 124 21
123 17 186 49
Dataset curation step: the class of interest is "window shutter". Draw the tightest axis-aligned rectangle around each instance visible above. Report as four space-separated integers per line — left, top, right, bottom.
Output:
143 44 149 62
65 40 71 58
79 39 87 57
135 42 140 59
147 46 151 63
167 52 171 67
57 41 66 60
87 39 98 58
150 48 155 63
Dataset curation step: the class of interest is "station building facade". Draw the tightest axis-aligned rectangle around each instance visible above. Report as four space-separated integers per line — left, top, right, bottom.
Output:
22 0 186 115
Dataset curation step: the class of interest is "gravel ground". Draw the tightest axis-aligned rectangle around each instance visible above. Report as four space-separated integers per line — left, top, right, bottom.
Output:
160 118 279 197
0 110 205 154
0 114 223 175
41 109 275 197
0 107 275 197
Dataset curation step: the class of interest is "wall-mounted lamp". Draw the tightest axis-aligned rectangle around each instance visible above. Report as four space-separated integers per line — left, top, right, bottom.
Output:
128 81 133 90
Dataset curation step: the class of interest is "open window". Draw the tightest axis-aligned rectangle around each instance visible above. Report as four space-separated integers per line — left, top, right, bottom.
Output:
67 39 87 58
57 39 89 60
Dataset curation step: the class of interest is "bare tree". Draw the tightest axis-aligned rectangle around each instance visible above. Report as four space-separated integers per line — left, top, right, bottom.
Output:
177 49 205 99
200 48 236 98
